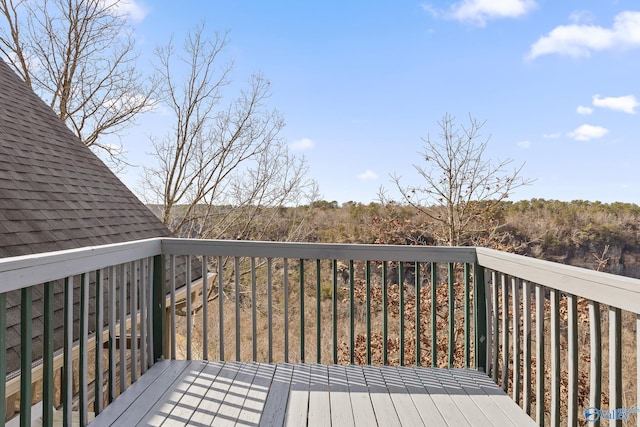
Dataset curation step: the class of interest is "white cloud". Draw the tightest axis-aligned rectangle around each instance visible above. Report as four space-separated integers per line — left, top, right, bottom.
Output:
152 102 172 116
104 94 155 113
357 170 378 181
421 3 441 19
567 124 609 141
289 138 315 151
449 0 537 26
103 0 148 22
592 94 638 114
528 11 640 59
516 140 531 149
569 10 595 24
543 132 562 139
576 105 593 115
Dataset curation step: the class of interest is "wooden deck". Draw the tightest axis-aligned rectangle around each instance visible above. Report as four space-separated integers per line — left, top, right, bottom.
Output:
89 360 535 426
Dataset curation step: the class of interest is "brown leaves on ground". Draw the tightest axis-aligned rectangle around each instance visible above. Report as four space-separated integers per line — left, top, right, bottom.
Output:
337 277 472 368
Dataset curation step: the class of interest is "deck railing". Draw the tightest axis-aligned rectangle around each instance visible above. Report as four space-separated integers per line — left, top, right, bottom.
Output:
0 238 163 426
476 248 640 427
0 238 638 426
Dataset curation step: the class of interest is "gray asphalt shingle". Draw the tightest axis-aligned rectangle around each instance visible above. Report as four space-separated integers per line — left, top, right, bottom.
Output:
0 59 176 375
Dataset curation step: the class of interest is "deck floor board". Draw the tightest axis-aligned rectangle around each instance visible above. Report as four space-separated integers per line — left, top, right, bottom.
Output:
89 361 536 426
396 366 449 427
379 366 428 426
307 364 331 427
284 364 311 426
344 365 377 427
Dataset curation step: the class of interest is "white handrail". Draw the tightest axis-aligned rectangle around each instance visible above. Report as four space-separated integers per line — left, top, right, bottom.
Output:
161 238 477 263
0 238 162 292
476 247 640 314
3 239 640 314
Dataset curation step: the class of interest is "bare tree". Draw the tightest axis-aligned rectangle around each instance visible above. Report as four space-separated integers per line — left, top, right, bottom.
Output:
0 0 153 165
142 24 318 241
392 113 533 246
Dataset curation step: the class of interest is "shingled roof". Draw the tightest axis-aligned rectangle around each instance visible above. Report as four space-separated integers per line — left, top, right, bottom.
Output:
0 58 179 376
0 60 171 255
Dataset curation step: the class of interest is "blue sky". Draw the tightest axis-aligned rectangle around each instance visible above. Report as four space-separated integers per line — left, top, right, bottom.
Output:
113 0 640 205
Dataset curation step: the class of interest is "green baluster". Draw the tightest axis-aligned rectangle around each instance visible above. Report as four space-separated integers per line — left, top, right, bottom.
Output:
431 262 437 367
448 263 454 367
20 287 33 427
382 261 388 365
316 259 321 364
349 260 355 365
43 283 54 426
399 262 405 366
415 262 421 366
464 263 470 368
366 261 371 365
300 259 305 363
0 293 7 424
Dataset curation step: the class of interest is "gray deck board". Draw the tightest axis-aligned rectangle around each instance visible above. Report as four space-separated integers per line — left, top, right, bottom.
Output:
361 365 402 427
225 363 262 426
449 368 519 427
467 368 535 425
344 365 377 427
379 366 426 426
164 361 225 426
307 364 331 427
208 362 255 426
236 363 275 426
284 363 311 426
328 365 355 426
395 366 448 427
89 360 193 427
89 361 536 427
258 363 294 427
147 360 210 426
415 367 481 426
189 361 244 426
